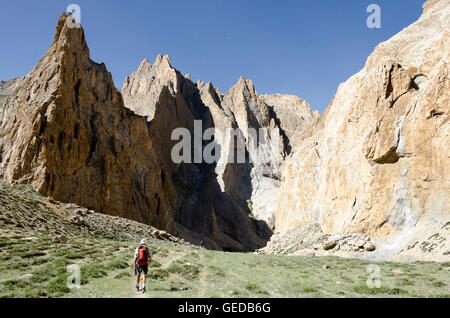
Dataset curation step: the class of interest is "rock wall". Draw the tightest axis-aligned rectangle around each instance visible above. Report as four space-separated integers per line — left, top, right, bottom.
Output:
121 55 317 245
0 14 255 251
274 0 449 260
0 14 178 232
0 13 317 251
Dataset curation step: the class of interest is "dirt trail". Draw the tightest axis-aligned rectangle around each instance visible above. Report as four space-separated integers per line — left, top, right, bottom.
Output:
198 253 208 297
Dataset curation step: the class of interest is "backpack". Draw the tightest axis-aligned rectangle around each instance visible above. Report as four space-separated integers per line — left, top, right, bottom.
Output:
136 246 149 266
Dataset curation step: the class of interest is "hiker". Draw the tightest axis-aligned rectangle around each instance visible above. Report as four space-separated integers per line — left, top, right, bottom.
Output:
134 239 152 293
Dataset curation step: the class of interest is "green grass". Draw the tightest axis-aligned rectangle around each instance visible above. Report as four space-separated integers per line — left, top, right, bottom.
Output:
167 260 200 280
0 184 449 298
353 285 408 296
65 246 449 298
150 269 169 281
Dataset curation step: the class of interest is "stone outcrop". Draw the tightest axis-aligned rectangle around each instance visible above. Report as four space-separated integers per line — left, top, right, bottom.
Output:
121 55 317 239
274 0 449 261
0 14 177 233
260 94 319 150
0 78 20 96
0 14 267 251
121 54 271 251
0 13 318 251
211 80 317 229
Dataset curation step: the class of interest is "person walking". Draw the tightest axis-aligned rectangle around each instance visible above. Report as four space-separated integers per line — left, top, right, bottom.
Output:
134 239 152 293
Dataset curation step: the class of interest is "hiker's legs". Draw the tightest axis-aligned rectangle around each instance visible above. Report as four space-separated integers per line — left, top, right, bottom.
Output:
136 273 141 285
142 274 146 287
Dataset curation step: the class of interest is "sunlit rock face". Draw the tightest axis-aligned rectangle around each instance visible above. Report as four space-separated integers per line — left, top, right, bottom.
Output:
0 14 178 232
274 0 449 260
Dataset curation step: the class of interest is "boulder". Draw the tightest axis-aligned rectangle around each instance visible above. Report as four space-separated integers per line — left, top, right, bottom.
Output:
20 274 34 280
354 239 366 248
52 234 68 244
294 249 316 257
70 215 86 226
364 243 376 252
323 239 338 250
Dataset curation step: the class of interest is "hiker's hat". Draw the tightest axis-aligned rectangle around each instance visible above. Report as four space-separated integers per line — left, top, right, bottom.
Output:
140 239 146 245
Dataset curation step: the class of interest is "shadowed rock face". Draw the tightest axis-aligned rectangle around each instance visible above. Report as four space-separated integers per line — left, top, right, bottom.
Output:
122 56 318 232
121 52 273 251
274 0 449 260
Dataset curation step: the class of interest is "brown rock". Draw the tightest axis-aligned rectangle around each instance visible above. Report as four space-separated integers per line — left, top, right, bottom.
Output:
323 239 338 250
274 0 450 262
295 249 316 257
0 14 174 232
354 239 366 248
70 215 86 226
52 234 67 243
364 243 376 252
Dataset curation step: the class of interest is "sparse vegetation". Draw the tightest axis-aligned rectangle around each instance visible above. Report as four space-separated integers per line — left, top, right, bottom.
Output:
0 183 449 298
353 285 408 296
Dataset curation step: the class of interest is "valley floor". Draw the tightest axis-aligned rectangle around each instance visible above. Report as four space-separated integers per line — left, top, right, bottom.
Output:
0 183 449 298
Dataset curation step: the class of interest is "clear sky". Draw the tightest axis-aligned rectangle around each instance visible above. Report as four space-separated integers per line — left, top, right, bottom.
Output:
0 0 425 112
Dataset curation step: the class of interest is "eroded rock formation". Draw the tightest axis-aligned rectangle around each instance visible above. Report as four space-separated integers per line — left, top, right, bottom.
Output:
0 14 178 233
0 13 317 251
0 14 254 251
274 0 449 261
1 0 447 261
121 55 316 246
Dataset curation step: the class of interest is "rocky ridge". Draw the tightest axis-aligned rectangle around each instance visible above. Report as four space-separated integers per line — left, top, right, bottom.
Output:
121 54 317 237
0 0 448 262
0 13 316 252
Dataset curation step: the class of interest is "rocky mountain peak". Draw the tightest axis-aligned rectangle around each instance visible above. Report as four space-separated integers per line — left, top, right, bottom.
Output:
137 58 152 72
153 54 173 68
53 13 89 58
121 54 181 119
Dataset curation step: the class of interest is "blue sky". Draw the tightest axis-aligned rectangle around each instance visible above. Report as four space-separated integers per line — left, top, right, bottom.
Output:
0 0 425 112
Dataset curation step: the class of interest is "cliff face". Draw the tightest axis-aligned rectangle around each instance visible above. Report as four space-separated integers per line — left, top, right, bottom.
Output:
0 14 177 231
275 0 449 260
121 57 316 245
0 13 316 251
0 15 241 250
121 54 270 251
2 0 446 261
